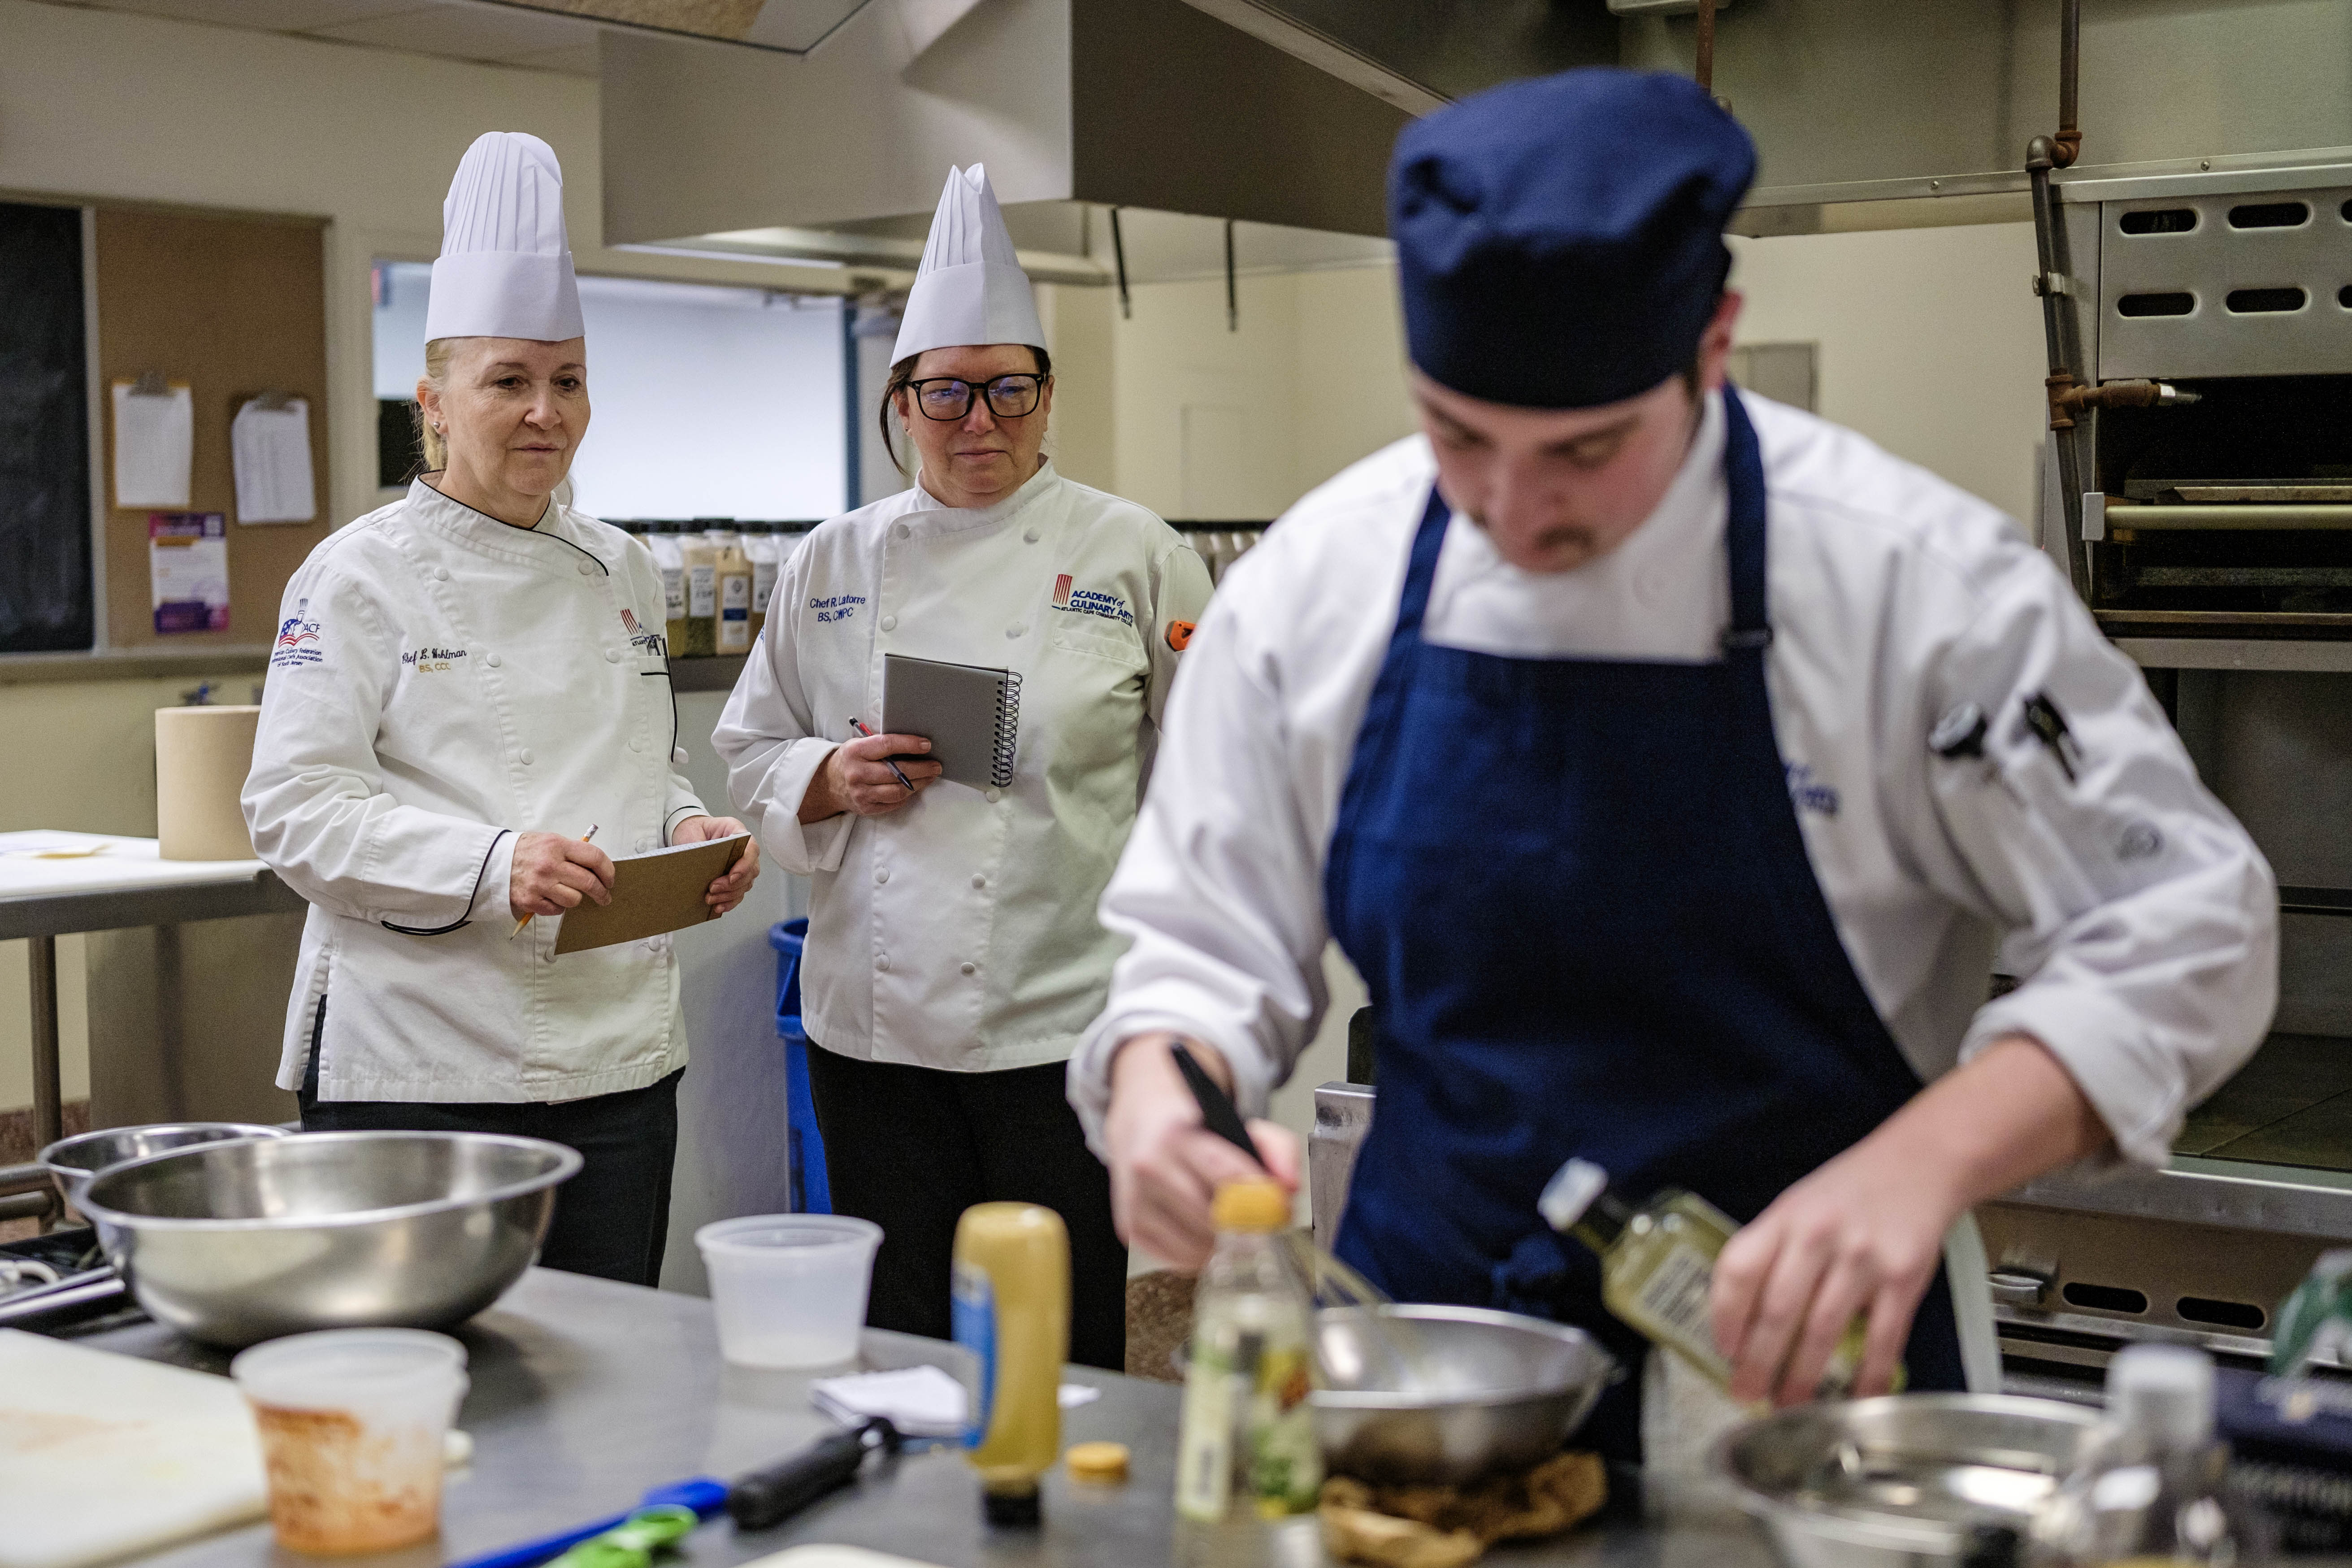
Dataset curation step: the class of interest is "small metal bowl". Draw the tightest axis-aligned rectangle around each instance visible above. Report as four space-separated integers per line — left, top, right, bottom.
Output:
1713 1393 2106 1568
1311 1303 1617 1484
39 1122 289 1212
78 1130 580 1348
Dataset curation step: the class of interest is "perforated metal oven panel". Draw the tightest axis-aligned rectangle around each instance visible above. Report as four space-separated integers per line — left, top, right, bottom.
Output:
2100 185 2352 380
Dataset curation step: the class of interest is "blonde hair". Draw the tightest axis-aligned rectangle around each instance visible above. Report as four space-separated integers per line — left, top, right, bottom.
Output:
413 338 454 474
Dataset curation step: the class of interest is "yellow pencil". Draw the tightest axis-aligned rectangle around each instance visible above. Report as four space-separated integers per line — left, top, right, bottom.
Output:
510 825 599 938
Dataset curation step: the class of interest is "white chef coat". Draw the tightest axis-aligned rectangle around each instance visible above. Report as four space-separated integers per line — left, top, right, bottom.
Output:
1070 391 2278 1168
245 479 708 1103
714 462 1212 1072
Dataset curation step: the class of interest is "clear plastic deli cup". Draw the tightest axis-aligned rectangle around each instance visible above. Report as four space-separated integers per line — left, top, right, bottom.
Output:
696 1213 882 1368
230 1328 469 1555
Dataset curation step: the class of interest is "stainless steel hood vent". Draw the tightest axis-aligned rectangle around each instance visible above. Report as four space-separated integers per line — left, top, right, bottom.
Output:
1173 0 2352 231
600 0 1412 252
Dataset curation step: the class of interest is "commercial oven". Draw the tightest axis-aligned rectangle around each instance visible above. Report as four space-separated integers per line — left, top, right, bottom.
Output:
1986 152 2352 1393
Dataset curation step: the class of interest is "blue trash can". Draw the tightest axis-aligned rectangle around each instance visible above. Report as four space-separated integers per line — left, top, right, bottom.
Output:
769 918 832 1214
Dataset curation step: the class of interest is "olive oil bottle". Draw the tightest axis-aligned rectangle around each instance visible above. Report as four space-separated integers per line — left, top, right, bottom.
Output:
1539 1158 1894 1400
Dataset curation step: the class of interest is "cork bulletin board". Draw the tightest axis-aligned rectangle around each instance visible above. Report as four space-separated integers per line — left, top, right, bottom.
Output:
95 206 331 649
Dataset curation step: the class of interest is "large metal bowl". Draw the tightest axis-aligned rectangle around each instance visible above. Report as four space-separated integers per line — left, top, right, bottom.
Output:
77 1130 581 1348
1311 1303 1617 1484
39 1122 289 1212
1713 1393 2106 1568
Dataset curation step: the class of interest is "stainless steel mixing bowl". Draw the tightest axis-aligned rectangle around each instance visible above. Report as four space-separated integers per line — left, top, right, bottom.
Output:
1713 1393 2106 1568
39 1121 289 1211
1311 1303 1617 1484
77 1130 581 1348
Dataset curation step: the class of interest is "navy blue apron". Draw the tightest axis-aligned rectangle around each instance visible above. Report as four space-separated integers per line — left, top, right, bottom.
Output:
1324 388 1964 1462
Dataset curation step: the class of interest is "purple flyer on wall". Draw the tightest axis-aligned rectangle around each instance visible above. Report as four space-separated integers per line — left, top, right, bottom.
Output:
149 511 230 634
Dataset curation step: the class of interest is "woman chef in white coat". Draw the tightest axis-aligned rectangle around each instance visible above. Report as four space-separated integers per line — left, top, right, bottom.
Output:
1072 69 2277 1459
715 165 1211 1370
244 132 759 1286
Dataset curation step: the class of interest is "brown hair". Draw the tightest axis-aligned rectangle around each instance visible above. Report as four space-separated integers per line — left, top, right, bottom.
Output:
877 345 1054 474
412 338 455 474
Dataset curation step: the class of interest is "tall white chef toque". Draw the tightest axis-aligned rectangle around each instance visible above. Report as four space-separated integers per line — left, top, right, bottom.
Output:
425 131 585 343
890 164 1045 362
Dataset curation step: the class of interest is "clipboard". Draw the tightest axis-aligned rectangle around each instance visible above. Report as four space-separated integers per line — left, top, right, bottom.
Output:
553 834 749 955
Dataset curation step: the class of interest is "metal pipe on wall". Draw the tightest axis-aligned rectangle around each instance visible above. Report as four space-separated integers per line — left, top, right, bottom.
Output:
1224 219 1238 332
2027 0 2092 596
1110 208 1133 321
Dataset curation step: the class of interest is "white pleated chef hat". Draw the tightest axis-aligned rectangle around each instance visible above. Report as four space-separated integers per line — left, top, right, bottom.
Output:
890 164 1045 363
425 132 585 343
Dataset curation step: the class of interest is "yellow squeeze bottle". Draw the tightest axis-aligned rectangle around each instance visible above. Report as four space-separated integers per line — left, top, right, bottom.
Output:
951 1202 1068 1526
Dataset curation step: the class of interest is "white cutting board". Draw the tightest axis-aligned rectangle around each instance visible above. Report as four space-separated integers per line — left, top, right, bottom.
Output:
742 1552 947 1568
0 1329 269 1568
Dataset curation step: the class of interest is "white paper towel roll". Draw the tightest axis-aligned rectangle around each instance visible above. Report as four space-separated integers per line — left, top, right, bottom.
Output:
155 705 260 861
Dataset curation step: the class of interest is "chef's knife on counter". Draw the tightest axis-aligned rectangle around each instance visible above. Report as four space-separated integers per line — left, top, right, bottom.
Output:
449 1420 905 1568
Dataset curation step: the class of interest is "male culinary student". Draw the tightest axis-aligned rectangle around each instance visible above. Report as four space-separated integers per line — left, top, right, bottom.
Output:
1066 67 2276 1460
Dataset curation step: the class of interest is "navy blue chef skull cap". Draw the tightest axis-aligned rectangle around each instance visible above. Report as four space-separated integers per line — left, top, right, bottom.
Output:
1390 67 1757 410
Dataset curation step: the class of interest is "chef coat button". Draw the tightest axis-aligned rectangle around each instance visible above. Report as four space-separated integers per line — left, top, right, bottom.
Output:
894 523 910 540
876 869 890 884
1006 622 1025 638
604 648 621 663
629 736 644 752
881 615 897 631
518 748 535 765
576 560 594 576
434 566 450 582
486 652 503 668
673 747 689 764
985 788 1002 804
876 954 891 973
971 873 985 889
960 961 977 977
1023 527 1040 543
637 838 653 853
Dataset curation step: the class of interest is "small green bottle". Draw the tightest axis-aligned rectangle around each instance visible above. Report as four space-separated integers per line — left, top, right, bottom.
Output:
1539 1158 1895 1401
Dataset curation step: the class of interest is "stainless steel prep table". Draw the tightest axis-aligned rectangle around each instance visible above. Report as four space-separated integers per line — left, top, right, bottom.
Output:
0 835 304 1225
72 1267 1775 1568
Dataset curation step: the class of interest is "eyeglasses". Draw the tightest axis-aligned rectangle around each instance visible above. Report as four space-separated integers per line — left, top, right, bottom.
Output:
906 374 1047 421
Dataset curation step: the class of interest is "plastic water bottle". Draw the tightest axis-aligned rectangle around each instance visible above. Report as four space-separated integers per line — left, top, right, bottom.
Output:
1174 1178 1323 1567
2030 1343 2259 1566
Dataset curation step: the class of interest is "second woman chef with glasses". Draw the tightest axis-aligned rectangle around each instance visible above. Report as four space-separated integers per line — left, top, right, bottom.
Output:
714 165 1211 1371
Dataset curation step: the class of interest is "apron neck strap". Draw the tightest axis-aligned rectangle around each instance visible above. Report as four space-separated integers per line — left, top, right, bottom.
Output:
1393 482 1452 637
1719 385 1773 656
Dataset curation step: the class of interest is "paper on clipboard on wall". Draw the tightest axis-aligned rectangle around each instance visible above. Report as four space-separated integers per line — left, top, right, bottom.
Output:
112 380 193 508
230 397 317 523
551 834 749 955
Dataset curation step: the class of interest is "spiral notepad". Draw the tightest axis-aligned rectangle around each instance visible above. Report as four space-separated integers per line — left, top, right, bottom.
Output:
882 653 1023 791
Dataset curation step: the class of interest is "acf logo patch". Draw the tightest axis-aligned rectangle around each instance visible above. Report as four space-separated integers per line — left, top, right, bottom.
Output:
1167 620 1195 652
270 600 323 670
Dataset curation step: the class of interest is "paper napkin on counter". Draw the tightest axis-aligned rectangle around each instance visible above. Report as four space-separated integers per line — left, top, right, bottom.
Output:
810 1366 1102 1438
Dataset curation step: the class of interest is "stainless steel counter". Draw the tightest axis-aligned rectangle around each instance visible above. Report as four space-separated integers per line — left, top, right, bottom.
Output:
74 1268 1776 1568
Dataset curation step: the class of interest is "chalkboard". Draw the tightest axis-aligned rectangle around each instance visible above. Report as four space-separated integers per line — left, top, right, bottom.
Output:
0 202 94 653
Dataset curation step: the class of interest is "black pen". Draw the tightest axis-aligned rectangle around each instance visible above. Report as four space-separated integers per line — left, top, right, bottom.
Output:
849 718 916 792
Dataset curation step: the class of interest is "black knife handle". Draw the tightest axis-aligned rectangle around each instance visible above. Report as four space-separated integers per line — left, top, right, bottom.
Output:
728 1422 887 1531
